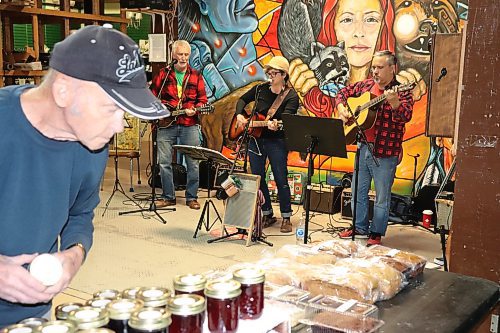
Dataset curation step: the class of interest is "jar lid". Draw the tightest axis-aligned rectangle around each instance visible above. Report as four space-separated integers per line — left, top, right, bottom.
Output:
55 302 83 320
86 297 113 309
1 324 35 333
17 318 48 328
33 321 77 333
121 287 141 299
128 307 172 331
92 289 120 300
233 267 265 285
137 287 171 308
167 294 205 316
78 329 114 333
204 280 241 300
173 274 207 292
67 306 109 330
106 298 144 320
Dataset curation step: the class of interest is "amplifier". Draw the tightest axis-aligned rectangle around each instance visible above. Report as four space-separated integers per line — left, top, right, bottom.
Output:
303 186 343 214
341 188 375 220
267 171 306 204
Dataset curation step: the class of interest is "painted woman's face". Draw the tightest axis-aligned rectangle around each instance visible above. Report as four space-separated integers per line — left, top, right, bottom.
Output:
334 0 383 67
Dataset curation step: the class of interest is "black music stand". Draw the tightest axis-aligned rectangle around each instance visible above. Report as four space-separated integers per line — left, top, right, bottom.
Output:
172 145 232 238
282 114 347 244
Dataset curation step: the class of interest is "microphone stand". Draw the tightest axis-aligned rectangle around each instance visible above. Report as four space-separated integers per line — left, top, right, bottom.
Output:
341 95 379 241
119 64 176 224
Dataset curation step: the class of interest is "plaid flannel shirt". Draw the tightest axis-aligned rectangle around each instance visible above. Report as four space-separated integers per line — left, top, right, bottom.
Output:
335 78 414 159
150 66 207 126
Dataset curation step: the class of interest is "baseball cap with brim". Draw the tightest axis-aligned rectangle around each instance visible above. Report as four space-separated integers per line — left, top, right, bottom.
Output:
49 24 169 120
264 55 290 74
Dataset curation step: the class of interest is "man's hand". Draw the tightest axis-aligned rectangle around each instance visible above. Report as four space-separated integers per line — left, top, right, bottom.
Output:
0 253 52 304
289 58 319 97
267 119 280 131
185 108 197 117
236 114 248 128
385 88 401 109
43 247 84 297
338 103 354 125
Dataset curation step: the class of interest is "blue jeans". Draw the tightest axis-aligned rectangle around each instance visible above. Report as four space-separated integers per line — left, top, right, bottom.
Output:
157 124 201 201
249 138 292 218
352 143 398 236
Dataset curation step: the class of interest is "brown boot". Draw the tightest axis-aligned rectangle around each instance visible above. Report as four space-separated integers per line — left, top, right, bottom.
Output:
262 215 277 228
280 218 292 233
156 199 176 208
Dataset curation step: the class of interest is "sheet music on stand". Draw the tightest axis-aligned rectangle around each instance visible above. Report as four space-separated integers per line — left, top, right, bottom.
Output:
173 145 232 166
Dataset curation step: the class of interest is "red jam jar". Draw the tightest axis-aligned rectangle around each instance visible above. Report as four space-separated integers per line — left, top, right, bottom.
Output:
127 307 171 333
122 287 142 300
67 306 110 330
55 302 84 320
106 298 144 333
173 274 207 297
136 287 171 309
233 267 265 319
93 289 121 300
167 294 205 333
204 280 241 333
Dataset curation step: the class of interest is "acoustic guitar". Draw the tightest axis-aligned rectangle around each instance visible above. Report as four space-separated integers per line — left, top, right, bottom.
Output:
228 113 283 140
158 103 214 128
343 82 415 145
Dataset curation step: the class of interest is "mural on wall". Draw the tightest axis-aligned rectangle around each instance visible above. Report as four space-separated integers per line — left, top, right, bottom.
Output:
179 0 468 196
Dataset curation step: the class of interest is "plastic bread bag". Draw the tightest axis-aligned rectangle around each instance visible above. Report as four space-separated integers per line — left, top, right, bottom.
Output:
255 257 309 288
301 265 380 303
310 239 366 258
334 258 405 301
275 244 339 265
356 245 427 279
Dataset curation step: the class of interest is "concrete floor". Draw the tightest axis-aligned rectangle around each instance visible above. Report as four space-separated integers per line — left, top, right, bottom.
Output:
51 165 444 318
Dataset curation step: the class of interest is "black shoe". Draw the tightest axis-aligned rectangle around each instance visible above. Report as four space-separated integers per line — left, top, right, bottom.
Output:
262 215 277 228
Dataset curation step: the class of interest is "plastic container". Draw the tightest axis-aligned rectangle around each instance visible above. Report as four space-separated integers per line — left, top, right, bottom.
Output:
233 267 265 319
204 280 241 333
167 294 205 333
296 213 305 244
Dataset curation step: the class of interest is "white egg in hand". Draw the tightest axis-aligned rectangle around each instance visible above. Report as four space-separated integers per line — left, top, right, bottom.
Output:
29 253 63 286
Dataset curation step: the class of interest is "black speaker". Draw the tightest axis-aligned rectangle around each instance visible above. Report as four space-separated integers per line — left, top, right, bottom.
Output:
304 186 343 214
341 189 375 220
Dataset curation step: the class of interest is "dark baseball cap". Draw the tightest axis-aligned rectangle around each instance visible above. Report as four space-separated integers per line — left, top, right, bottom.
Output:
49 24 169 120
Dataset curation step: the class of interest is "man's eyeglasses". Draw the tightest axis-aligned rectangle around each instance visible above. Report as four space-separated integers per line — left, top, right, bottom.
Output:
266 70 283 77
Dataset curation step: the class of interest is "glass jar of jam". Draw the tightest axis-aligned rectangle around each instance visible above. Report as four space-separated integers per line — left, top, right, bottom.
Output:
127 307 171 333
87 297 114 309
93 289 121 300
173 274 207 297
204 280 241 333
122 287 142 300
233 267 265 319
79 329 114 333
136 287 171 308
55 302 84 320
67 306 110 330
2 323 37 333
33 321 77 333
17 318 48 328
106 298 144 333
167 294 205 333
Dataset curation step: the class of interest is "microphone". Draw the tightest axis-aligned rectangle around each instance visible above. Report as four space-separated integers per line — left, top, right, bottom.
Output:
167 59 178 68
326 70 348 84
436 67 447 82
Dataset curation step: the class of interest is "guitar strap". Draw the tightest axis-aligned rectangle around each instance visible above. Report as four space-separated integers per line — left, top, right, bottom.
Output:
266 87 291 120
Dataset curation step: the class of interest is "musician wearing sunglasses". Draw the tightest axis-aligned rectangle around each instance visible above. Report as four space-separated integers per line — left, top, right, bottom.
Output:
336 50 415 246
234 56 299 233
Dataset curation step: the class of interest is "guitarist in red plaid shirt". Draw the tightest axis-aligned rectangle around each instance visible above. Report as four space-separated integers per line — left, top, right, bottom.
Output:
150 40 208 210
336 51 414 246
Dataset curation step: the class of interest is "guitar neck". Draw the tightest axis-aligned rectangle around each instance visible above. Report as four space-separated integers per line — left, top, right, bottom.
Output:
171 109 188 117
249 120 283 128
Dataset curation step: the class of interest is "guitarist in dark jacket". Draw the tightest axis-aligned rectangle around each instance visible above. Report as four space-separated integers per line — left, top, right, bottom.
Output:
150 40 208 210
234 56 299 233
336 50 414 246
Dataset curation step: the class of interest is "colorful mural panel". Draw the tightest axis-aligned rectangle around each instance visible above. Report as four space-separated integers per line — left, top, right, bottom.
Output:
179 0 468 195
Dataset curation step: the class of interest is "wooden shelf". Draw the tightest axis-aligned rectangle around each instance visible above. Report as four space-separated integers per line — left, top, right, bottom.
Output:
1 70 47 76
0 4 128 23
